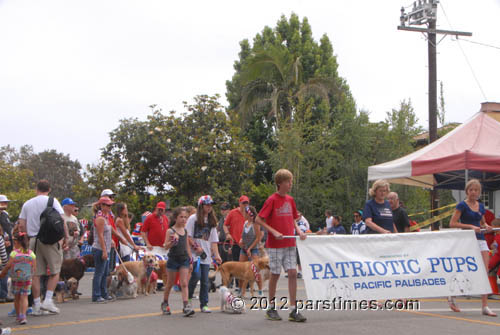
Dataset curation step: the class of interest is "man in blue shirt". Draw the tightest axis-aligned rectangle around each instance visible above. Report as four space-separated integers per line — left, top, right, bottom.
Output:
327 216 346 234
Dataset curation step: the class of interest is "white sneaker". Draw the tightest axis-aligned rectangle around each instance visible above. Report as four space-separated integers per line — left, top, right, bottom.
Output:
1 327 11 335
31 305 44 316
40 299 60 314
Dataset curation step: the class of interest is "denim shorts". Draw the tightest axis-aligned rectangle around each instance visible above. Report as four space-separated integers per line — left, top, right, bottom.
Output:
167 257 190 271
240 248 259 257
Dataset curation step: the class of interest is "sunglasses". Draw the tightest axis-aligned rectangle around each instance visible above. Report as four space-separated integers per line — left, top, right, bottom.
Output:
101 203 111 207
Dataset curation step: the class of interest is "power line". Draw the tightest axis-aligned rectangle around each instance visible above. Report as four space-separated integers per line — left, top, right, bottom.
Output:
439 2 488 101
455 38 500 51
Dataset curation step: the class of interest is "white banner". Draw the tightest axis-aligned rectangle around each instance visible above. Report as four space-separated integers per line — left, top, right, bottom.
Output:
296 230 491 301
129 246 169 261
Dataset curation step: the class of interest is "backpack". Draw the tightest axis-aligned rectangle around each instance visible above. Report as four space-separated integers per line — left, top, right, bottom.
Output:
37 197 65 245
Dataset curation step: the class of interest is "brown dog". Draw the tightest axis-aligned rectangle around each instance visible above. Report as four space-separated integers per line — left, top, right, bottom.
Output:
218 257 270 297
117 253 157 295
156 260 168 284
59 254 95 298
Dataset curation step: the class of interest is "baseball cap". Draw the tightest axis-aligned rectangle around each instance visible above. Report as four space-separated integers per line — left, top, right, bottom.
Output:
0 195 11 202
156 201 166 210
198 195 215 206
101 189 115 197
220 202 231 210
96 197 114 206
354 210 363 216
239 195 249 203
61 198 76 206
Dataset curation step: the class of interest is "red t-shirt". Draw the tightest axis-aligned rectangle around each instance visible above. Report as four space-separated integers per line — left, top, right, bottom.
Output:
258 193 299 248
141 214 169 247
224 208 245 242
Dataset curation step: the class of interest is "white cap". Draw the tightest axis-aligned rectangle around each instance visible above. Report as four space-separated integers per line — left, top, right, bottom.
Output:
100 189 115 197
0 195 11 202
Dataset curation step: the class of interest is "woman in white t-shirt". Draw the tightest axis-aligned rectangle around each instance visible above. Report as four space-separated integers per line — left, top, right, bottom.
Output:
186 195 221 313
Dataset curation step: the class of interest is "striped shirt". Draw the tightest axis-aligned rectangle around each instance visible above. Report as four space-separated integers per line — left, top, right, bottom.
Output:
0 236 7 269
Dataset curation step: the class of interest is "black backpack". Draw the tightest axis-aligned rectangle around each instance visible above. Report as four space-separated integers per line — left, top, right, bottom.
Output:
37 197 65 245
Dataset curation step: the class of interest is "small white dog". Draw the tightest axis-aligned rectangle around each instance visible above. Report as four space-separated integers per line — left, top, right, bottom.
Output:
108 272 138 299
220 286 245 314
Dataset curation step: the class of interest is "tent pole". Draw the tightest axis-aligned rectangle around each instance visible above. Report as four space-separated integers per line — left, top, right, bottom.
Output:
465 169 469 184
366 178 370 201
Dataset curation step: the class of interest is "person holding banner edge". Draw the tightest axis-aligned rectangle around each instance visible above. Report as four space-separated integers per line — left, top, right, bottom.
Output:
363 179 397 234
448 179 496 317
255 169 307 322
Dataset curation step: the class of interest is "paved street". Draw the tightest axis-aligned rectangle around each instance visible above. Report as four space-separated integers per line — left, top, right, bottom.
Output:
1 273 500 335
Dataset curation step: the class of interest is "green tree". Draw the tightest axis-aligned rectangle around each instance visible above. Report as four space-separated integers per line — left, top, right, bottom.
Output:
226 13 362 224
103 95 255 206
0 146 36 220
13 145 83 199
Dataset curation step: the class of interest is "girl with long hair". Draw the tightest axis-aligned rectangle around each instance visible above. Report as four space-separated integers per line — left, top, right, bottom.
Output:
186 195 221 313
161 207 194 316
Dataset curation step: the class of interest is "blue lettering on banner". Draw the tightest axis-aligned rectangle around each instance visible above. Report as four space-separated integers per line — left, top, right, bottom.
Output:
352 278 447 290
309 257 478 280
427 257 478 273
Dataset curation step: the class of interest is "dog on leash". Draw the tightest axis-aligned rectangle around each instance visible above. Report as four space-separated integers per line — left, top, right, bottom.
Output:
220 286 245 313
218 257 269 297
59 254 95 297
117 253 157 295
108 271 138 299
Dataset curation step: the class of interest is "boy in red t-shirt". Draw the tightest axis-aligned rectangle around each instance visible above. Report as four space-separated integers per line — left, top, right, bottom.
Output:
256 169 306 322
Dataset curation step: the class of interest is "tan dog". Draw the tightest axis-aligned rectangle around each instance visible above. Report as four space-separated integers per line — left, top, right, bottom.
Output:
118 253 157 295
67 277 79 300
218 257 270 297
156 259 168 284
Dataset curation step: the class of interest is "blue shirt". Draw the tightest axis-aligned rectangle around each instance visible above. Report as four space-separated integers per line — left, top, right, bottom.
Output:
351 221 366 235
327 225 347 235
456 201 485 240
363 199 394 234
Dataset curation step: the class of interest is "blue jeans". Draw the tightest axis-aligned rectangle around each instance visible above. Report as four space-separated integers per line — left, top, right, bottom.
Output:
0 276 8 299
92 248 110 301
188 263 209 308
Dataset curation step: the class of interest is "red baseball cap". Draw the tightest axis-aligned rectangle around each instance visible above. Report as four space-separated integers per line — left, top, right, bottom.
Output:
239 195 249 203
97 197 114 206
156 201 166 210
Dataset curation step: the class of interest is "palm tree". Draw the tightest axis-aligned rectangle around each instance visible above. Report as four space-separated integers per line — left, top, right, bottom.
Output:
236 45 337 130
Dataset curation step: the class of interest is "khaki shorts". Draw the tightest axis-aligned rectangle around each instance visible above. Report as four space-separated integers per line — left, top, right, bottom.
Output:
267 247 297 275
29 238 63 276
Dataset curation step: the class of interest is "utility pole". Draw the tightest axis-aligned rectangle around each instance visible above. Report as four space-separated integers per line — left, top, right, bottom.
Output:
398 0 471 230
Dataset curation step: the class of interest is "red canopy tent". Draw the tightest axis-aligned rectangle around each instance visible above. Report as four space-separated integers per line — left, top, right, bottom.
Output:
368 102 500 190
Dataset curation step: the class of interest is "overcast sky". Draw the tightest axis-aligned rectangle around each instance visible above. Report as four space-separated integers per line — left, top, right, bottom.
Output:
1 0 499 167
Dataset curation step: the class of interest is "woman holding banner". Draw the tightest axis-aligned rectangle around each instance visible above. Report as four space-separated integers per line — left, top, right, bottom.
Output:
449 179 496 317
363 179 397 234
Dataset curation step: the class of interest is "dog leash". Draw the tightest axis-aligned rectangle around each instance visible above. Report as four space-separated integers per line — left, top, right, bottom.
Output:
113 246 135 283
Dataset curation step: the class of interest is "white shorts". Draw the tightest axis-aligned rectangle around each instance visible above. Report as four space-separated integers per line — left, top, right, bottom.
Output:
267 247 297 274
478 240 489 252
